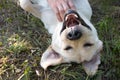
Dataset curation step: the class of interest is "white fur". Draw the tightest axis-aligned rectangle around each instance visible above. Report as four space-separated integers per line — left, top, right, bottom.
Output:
19 0 92 34
19 0 103 75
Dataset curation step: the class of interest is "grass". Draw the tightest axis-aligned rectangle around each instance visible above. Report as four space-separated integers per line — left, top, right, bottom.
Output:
0 0 120 80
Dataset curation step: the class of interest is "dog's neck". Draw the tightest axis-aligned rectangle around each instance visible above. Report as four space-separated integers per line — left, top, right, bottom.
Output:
19 0 92 34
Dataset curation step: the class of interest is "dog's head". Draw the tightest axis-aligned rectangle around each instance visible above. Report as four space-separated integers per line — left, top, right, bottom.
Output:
58 10 103 61
40 10 103 73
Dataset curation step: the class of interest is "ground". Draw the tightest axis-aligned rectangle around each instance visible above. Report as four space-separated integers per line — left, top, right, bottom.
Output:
0 0 120 80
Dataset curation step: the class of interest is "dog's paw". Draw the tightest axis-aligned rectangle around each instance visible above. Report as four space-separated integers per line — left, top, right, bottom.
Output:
82 53 100 75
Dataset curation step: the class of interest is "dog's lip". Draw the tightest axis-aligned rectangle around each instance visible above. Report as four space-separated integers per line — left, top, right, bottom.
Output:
65 13 80 27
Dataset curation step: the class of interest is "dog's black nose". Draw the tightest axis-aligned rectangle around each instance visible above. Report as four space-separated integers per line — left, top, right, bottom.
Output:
67 29 82 40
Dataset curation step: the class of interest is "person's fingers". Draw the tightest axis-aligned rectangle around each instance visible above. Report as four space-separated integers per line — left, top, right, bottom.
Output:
63 5 69 11
57 2 64 21
47 0 62 21
55 8 62 22
61 0 69 12
47 0 76 22
67 0 76 10
57 0 71 21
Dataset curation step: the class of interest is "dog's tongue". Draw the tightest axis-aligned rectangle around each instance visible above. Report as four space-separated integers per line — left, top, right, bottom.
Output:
65 13 80 27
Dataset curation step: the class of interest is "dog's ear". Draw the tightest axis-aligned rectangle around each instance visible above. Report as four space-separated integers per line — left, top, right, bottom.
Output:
40 45 63 70
82 53 100 75
82 40 103 75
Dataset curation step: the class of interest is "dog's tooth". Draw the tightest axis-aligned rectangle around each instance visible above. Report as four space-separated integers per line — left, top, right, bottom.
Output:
74 14 78 18
79 23 80 25
65 14 78 21
65 15 69 21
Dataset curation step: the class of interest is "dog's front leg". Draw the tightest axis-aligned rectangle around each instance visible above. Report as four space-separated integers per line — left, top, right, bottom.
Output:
40 45 63 70
82 53 101 75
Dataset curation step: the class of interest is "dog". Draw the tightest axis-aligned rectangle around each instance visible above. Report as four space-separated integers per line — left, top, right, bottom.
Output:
19 0 103 75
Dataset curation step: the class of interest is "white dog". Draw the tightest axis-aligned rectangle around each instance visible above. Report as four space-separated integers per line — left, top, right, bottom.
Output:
19 0 103 75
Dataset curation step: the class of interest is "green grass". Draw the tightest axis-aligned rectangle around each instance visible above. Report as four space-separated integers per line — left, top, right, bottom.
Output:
0 0 120 80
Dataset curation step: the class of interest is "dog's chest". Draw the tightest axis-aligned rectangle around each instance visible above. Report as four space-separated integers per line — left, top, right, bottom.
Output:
38 0 92 34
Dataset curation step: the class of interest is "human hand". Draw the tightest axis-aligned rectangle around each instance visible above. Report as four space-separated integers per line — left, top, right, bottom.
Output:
47 0 76 22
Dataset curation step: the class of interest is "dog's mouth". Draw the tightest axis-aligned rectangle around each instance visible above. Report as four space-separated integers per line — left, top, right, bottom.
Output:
61 10 91 34
60 10 81 34
65 13 80 27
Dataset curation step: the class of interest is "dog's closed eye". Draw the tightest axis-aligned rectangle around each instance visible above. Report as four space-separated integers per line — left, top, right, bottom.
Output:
84 43 93 47
64 46 72 50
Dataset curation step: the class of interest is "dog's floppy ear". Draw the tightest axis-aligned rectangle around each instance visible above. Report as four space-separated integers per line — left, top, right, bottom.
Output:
82 53 101 75
82 40 103 75
40 45 63 70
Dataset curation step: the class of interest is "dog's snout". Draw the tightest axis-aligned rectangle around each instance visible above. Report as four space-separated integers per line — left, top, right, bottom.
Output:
67 29 82 40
